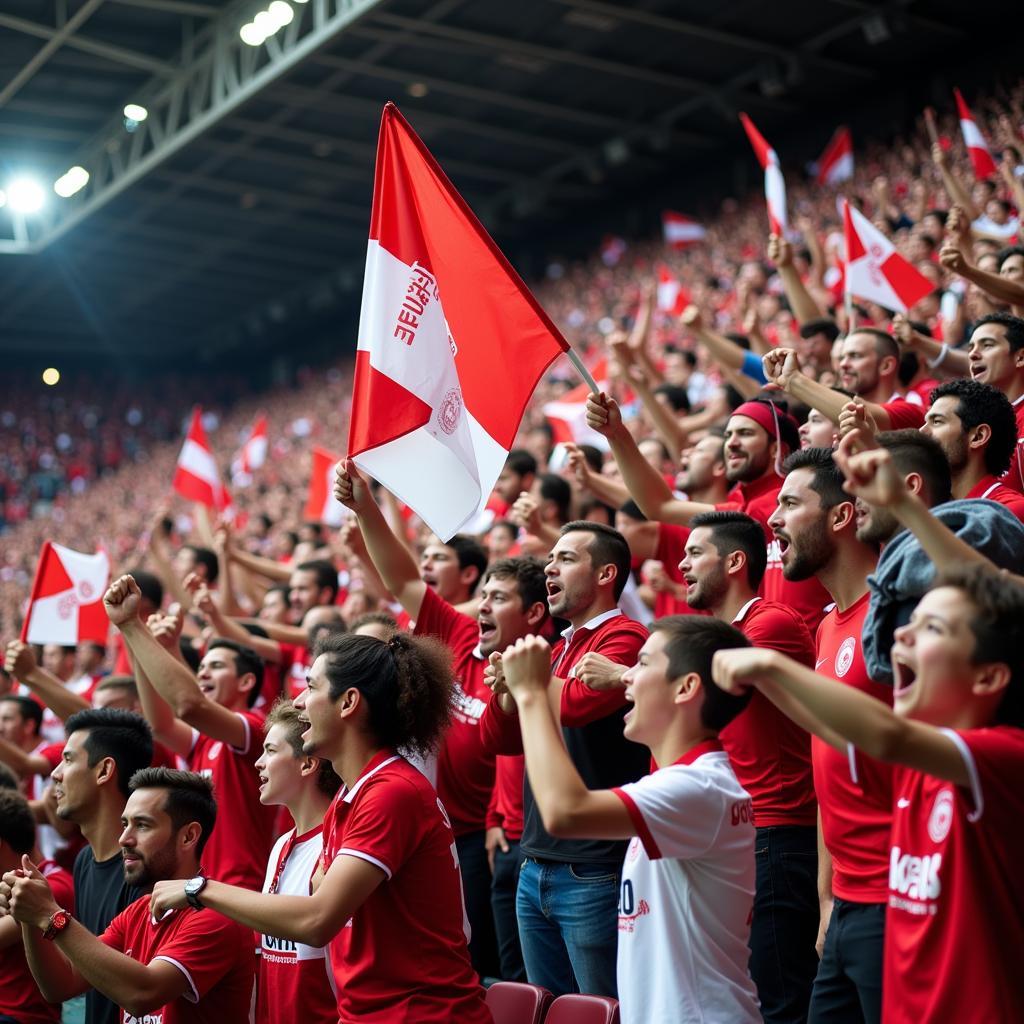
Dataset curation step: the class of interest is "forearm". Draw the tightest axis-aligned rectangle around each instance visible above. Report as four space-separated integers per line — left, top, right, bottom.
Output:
356 502 424 618
20 668 89 722
147 538 192 611
778 266 823 323
720 365 762 400
817 813 833 905
229 546 292 583
215 553 243 616
578 467 630 511
959 262 1024 307
205 606 282 664
0 737 49 777
131 658 192 756
199 882 333 947
119 621 202 717
632 378 688 461
940 166 978 220
694 326 746 372
905 332 970 377
23 925 86 1003
788 372 900 431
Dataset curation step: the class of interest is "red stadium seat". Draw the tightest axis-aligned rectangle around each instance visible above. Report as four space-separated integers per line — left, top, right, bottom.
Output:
485 981 553 1024
543 993 620 1024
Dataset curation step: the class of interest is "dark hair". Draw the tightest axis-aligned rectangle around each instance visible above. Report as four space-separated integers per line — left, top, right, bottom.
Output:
650 616 753 731
127 569 164 610
1 695 42 735
207 639 264 708
848 326 900 363
738 398 801 453
484 556 548 611
690 511 768 590
265 699 342 798
264 584 290 607
931 565 1024 726
577 444 605 473
539 473 573 524
505 448 538 478
182 545 219 585
295 559 339 603
0 789 35 854
446 536 488 595
781 447 849 509
877 430 953 506
558 521 632 600
65 708 154 798
94 676 138 699
128 767 217 858
179 639 201 673
653 383 691 413
314 631 454 758
929 379 1018 476
349 610 398 636
800 318 840 343
0 763 19 790
997 245 1024 271
971 312 1024 353
617 499 647 522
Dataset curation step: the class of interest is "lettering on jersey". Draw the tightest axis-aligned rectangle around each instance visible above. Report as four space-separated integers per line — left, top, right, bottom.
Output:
122 1013 164 1024
263 934 298 953
617 879 650 933
451 681 487 725
835 636 856 678
207 742 223 762
889 845 943 914
731 798 754 827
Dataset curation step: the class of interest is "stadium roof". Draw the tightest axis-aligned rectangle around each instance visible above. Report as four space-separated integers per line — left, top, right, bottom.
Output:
0 0 1008 363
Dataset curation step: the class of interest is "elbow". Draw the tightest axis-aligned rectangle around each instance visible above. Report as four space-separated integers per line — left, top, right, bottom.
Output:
123 993 167 1018
541 801 584 839
303 910 338 949
864 715 909 764
174 693 205 721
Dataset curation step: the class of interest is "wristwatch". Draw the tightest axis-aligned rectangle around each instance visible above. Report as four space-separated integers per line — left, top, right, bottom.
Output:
184 876 208 910
43 908 71 940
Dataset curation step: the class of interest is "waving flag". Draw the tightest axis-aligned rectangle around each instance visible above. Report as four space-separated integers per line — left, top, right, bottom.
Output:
231 415 268 485
349 103 568 540
816 126 854 186
173 407 231 511
656 264 689 316
954 88 997 180
544 358 611 452
21 542 110 646
843 200 934 312
661 211 706 250
739 113 787 234
304 446 348 527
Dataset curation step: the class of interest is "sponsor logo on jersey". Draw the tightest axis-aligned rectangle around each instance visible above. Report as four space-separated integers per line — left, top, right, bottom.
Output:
451 681 487 725
835 636 856 677
927 788 954 843
730 798 754 827
889 845 942 914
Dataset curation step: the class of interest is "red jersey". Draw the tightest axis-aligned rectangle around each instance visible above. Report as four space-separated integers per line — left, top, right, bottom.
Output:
321 752 491 1024
884 726 1024 1023
186 710 276 889
100 896 255 1024
881 397 925 430
653 523 699 617
725 598 817 827
278 642 312 701
486 754 525 840
0 859 73 1024
1003 397 1024 492
414 587 495 836
813 593 893 902
967 474 1024 522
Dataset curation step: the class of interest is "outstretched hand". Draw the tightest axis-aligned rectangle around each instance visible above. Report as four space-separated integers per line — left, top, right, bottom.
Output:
103 575 142 627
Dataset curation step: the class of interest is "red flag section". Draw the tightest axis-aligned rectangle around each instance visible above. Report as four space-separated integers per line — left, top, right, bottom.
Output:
173 407 231 511
954 88 997 179
543 358 611 451
304 446 348 527
657 264 690 316
739 113 787 234
661 211 706 250
21 542 111 646
816 126 854 186
232 415 269 485
348 102 568 540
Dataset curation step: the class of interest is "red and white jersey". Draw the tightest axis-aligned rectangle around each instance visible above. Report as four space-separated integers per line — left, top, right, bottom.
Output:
612 741 761 1024
278 642 313 701
100 896 256 1024
0 859 73 1024
1002 397 1024 493
884 726 1024 1023
187 710 277 889
257 826 336 1024
881 396 926 430
966 474 1024 522
321 751 491 1024
813 593 893 901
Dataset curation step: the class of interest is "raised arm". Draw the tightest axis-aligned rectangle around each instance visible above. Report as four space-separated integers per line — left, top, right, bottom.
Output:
185 575 284 665
939 241 1024 313
768 234 824 324
931 140 979 220
565 444 630 511
892 314 970 379
3 641 89 722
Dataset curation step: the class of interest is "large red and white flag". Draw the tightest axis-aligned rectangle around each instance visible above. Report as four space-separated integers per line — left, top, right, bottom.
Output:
173 407 231 511
816 126 854 186
21 542 110 646
544 358 611 451
349 103 568 540
739 113 787 234
954 88 997 180
843 200 934 312
304 446 348 527
661 210 706 249
656 264 689 316
231 415 268 485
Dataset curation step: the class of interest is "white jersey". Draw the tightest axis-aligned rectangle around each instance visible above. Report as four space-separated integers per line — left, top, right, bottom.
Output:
612 741 760 1024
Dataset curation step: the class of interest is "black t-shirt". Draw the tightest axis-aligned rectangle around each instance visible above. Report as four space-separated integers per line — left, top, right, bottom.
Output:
72 846 143 1024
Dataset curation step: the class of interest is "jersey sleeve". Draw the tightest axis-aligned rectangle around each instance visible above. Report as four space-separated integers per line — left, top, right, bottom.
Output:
150 910 251 1002
741 349 769 384
479 692 524 756
98 903 130 951
882 399 925 430
612 767 725 861
654 523 690 569
941 726 1024 823
742 604 816 668
414 586 479 658
559 625 646 727
228 710 261 756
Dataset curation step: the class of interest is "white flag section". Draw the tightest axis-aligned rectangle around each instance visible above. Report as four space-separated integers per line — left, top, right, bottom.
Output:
544 359 611 452
662 211 706 249
23 542 110 646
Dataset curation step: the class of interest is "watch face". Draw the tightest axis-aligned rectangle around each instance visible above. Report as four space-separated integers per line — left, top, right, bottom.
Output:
53 911 69 930
185 877 205 897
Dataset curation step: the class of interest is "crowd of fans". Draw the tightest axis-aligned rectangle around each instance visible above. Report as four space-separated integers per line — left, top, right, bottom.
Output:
1 77 1024 1024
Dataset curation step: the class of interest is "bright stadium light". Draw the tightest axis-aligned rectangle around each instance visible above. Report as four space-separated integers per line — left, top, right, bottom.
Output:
7 177 45 214
42 367 61 386
239 21 264 45
54 166 90 198
253 10 275 37
268 1 294 28
0 189 6 209
123 103 148 122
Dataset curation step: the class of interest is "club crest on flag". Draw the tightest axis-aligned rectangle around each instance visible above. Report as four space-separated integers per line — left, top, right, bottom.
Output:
22 542 111 646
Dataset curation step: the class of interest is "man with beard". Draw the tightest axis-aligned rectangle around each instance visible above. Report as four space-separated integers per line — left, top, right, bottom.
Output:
677 510 819 1024
922 379 1024 520
333 458 548 982
2 768 255 1023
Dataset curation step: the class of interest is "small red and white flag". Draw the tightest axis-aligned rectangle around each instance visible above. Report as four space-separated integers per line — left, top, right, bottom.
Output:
739 113 787 234
348 103 568 540
304 446 348 527
21 542 110 646
656 264 689 317
954 88 997 180
661 211 706 250
544 358 611 451
816 126 854 186
231 415 269 486
842 200 934 312
173 408 231 511
600 235 627 266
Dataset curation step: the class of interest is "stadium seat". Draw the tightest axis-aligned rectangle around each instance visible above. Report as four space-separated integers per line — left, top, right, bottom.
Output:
543 993 620 1024
485 981 553 1024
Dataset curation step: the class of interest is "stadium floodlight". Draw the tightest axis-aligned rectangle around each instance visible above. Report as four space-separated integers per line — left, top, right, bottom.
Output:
123 103 148 122
7 177 45 214
253 10 276 37
268 1 294 28
42 368 60 386
239 21 264 45
54 166 90 198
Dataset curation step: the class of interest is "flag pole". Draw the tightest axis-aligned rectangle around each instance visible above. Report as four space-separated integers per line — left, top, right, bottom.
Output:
566 348 601 393
841 196 857 333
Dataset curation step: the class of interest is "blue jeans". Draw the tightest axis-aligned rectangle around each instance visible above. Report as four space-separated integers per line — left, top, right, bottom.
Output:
515 856 620 998
491 840 526 981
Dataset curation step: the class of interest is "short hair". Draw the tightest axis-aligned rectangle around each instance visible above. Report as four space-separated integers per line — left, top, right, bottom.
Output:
538 473 572 523
653 383 691 413
265 699 341 798
997 245 1024 270
0 789 35 854
127 569 164 610
348 610 398 636
800 318 840 343
94 675 137 698
577 444 605 473
0 762 19 790
877 430 952 507
295 560 339 603
849 327 899 362
781 447 849 509
505 448 538 478
1 695 42 735
484 556 548 611
206 639 264 708
65 708 154 798
182 545 218 585
558 521 632 600
129 767 217 857
932 565 1024 726
650 616 753 731
971 312 1024 353
264 584 290 607
690 511 768 590
617 499 647 522
929 379 1018 476
447 536 488 595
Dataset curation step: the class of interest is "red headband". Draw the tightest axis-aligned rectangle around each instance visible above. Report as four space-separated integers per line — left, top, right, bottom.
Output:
731 401 795 443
